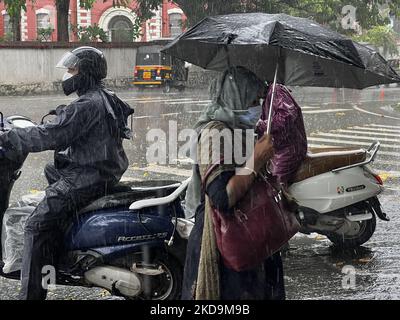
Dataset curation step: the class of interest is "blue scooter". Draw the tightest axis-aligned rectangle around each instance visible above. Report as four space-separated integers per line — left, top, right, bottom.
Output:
0 113 193 300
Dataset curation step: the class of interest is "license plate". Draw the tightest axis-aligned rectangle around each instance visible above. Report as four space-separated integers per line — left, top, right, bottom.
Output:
143 71 151 79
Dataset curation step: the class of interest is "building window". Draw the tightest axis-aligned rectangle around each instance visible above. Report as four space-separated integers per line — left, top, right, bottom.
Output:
37 13 50 30
169 13 182 37
108 15 133 42
3 13 12 36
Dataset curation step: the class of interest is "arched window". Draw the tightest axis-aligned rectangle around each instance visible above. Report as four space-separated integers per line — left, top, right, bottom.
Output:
37 13 50 30
108 15 133 42
169 13 182 37
3 13 12 36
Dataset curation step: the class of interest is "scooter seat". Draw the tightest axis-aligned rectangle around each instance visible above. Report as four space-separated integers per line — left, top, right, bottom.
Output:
292 147 367 183
78 180 181 215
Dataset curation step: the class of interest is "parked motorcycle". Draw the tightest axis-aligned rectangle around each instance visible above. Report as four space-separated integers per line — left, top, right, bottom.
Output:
289 142 388 248
0 114 194 300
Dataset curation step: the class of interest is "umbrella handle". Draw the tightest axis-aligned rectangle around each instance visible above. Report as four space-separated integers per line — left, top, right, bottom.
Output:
266 63 279 135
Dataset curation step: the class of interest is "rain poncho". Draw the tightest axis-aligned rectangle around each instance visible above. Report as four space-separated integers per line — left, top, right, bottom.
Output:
256 84 307 184
0 85 134 299
0 88 134 182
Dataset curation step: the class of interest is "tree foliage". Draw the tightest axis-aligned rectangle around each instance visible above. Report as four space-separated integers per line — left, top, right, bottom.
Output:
353 25 399 57
135 0 400 32
0 0 26 41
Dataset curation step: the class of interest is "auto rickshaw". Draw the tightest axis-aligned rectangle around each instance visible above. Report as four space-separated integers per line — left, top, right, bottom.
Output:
132 45 188 93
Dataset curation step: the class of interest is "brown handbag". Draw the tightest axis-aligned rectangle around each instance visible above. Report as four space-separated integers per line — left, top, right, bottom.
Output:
203 166 301 272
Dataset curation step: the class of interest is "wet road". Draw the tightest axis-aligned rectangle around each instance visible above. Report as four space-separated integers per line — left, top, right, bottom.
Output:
0 86 399 300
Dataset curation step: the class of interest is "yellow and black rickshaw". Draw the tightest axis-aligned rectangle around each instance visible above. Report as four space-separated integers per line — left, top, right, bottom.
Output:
132 45 188 93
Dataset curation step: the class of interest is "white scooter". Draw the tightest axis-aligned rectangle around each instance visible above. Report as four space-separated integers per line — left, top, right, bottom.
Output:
131 141 386 250
288 141 387 248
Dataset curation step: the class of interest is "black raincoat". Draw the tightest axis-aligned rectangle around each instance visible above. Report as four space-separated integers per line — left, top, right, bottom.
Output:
0 86 134 300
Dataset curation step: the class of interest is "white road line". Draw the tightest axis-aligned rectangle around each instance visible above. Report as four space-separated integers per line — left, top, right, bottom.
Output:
301 106 320 110
20 96 72 101
366 124 400 129
132 115 156 119
350 126 400 133
373 150 400 157
302 108 352 114
353 105 400 120
308 144 337 148
138 165 192 177
160 112 180 117
335 129 400 138
374 159 400 166
306 137 400 150
186 110 203 113
313 132 400 143
124 97 195 102
128 99 211 105
158 100 211 105
385 187 400 192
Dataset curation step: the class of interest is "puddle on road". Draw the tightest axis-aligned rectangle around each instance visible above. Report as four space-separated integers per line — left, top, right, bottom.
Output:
284 194 400 300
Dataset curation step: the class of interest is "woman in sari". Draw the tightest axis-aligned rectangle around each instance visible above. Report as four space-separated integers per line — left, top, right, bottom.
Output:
182 66 286 300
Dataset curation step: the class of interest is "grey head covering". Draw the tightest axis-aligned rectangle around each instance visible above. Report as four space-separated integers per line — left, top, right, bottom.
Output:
195 66 266 130
184 66 266 218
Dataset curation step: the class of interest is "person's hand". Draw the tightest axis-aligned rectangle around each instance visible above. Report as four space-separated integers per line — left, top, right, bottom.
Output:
253 133 274 173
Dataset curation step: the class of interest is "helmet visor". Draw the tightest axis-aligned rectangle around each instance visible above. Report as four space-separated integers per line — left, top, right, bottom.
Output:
56 52 80 69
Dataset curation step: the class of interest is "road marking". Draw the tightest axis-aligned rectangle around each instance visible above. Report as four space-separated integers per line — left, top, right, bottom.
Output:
125 97 195 102
353 105 400 120
137 164 192 177
186 110 203 113
306 137 400 150
160 112 181 117
127 98 211 105
308 144 336 148
313 132 400 143
350 126 400 133
302 108 352 114
366 124 400 129
376 170 400 177
374 159 400 166
385 187 400 192
159 100 211 105
301 106 320 110
20 96 72 101
335 129 400 138
132 115 157 119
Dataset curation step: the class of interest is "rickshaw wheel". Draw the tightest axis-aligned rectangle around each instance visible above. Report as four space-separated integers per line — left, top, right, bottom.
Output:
163 82 171 93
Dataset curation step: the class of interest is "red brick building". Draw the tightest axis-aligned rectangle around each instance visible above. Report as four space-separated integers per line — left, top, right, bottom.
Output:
0 0 186 42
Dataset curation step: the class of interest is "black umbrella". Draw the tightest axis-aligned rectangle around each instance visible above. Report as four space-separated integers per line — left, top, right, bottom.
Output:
162 12 400 132
163 12 400 88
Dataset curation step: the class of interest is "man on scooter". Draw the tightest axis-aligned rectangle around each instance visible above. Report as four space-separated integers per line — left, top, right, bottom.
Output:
0 46 134 300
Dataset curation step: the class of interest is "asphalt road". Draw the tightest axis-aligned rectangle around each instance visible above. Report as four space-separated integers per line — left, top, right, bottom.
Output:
0 86 399 300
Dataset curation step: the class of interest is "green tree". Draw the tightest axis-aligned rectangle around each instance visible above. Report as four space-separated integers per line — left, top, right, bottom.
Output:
353 25 399 58
71 23 109 42
0 0 26 41
135 0 400 32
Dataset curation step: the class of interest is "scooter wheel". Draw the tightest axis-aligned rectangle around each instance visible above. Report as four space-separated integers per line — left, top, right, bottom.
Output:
327 214 376 248
129 255 182 300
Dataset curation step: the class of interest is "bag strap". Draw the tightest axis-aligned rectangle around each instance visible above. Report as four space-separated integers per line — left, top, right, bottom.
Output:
200 157 225 194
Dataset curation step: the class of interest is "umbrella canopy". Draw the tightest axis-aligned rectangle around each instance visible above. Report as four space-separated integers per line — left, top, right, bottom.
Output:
162 13 400 89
